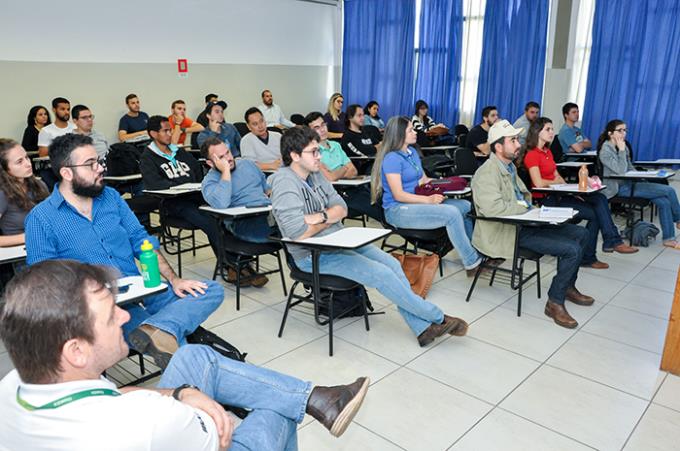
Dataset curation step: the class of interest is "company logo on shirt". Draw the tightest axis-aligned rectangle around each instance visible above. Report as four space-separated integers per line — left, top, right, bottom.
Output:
160 161 191 179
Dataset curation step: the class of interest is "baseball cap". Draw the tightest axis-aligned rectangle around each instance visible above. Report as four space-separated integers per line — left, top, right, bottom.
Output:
204 100 228 114
487 119 523 144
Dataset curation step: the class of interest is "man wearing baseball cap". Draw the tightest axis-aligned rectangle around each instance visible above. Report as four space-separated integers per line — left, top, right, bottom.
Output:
196 101 241 157
470 120 594 328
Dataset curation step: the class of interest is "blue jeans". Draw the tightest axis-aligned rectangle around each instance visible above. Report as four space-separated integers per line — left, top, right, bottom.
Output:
543 192 623 261
619 182 680 240
228 216 277 244
518 223 588 304
296 244 444 336
158 345 311 451
123 280 224 346
385 199 481 269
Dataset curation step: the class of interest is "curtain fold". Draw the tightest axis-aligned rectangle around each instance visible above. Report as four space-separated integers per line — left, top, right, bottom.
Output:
341 0 416 119
413 0 464 127
582 0 680 160
473 0 549 123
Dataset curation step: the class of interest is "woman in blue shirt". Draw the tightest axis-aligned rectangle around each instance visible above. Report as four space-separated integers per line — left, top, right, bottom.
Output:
370 116 482 274
363 101 385 131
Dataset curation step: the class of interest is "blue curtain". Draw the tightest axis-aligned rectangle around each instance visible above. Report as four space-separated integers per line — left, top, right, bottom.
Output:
474 0 549 124
341 0 416 119
582 0 680 160
414 0 464 127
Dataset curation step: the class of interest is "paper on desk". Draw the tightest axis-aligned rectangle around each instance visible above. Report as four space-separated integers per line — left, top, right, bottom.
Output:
173 182 202 190
502 208 576 223
289 227 389 248
625 170 658 176
540 206 574 218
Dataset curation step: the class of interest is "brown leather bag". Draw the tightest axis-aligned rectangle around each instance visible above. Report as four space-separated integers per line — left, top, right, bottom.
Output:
392 253 440 298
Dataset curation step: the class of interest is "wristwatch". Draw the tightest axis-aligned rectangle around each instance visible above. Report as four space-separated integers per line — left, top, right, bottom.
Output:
320 210 328 223
172 384 200 401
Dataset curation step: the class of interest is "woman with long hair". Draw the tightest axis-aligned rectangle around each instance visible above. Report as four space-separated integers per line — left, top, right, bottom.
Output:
411 100 453 145
370 116 482 275
363 100 385 131
598 119 680 249
21 105 51 152
0 139 49 246
522 118 637 268
323 92 346 139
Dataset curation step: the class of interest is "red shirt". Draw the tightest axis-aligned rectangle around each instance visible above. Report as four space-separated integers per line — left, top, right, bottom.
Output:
523 146 556 198
168 116 194 144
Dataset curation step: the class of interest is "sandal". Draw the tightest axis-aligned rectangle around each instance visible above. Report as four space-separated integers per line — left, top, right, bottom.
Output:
663 240 680 250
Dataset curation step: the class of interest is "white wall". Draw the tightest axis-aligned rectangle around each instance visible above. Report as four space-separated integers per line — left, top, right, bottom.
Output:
0 0 342 143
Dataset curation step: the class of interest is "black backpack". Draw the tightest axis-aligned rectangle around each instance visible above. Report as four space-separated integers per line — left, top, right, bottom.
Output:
106 143 143 176
318 286 374 319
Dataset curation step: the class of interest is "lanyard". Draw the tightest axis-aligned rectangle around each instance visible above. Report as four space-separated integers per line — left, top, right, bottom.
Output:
16 387 120 411
396 149 422 177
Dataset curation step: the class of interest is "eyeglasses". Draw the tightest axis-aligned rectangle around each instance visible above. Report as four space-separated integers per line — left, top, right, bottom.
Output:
65 158 106 171
301 149 320 157
78 115 94 121
615 128 628 133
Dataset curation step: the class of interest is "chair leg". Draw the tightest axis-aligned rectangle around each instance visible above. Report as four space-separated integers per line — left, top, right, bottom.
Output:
489 267 497 286
191 230 197 257
535 260 541 298
465 257 485 302
235 259 242 311
328 292 334 357
177 231 183 278
138 352 145 374
361 291 370 331
275 251 288 296
516 262 524 317
255 255 260 273
278 281 299 337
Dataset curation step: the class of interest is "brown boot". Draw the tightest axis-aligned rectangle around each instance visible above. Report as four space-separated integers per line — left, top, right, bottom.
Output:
226 267 252 287
306 377 370 437
418 319 458 347
544 301 578 328
443 315 469 336
565 286 595 306
581 260 609 269
611 243 639 254
242 265 269 288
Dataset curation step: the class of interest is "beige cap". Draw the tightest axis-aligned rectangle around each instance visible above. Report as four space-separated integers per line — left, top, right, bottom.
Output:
487 119 523 144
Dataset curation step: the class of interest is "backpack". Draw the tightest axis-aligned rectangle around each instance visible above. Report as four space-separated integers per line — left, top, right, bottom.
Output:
624 220 660 247
106 143 143 176
317 285 374 319
186 326 250 419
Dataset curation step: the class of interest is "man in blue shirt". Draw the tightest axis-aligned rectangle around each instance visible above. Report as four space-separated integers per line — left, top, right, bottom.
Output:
25 134 224 369
558 102 593 153
196 102 241 157
117 93 150 143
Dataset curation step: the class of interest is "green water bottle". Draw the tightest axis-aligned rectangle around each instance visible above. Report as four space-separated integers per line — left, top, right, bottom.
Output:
139 240 161 288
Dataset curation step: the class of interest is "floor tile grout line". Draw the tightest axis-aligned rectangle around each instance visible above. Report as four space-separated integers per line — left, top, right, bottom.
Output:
619 372 671 451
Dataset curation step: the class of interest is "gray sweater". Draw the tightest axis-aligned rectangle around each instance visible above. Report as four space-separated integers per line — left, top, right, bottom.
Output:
599 140 634 198
270 167 346 260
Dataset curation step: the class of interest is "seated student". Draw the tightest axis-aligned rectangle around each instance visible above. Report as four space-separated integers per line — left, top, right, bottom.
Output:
411 100 452 146
521 117 638 266
0 139 48 247
21 105 51 152
72 105 109 159
118 93 150 143
259 89 295 129
0 260 370 450
371 116 482 275
512 101 540 146
270 126 468 347
201 136 275 244
558 102 592 153
341 104 381 159
363 100 385 131
24 134 224 368
598 119 680 249
306 111 383 221
323 92 346 139
37 97 75 156
471 120 595 328
196 101 241 157
240 107 282 171
465 105 499 156
168 100 204 146
196 92 218 128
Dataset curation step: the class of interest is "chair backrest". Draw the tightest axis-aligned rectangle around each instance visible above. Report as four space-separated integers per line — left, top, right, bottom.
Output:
363 125 382 143
550 137 565 163
234 122 249 137
454 148 478 176
421 154 455 178
290 114 305 125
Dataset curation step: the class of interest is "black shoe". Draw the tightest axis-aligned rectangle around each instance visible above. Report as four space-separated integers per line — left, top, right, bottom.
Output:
128 325 177 370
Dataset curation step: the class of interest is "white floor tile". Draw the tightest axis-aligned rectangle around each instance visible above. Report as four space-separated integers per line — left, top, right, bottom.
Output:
582 305 668 354
407 337 539 404
649 247 680 269
608 284 674 319
450 408 594 451
631 267 678 293
548 332 664 399
426 285 503 324
438 271 520 305
580 254 647 282
354 368 492 451
653 373 680 412
202 292 268 330
624 403 680 451
298 421 403 451
501 366 648 451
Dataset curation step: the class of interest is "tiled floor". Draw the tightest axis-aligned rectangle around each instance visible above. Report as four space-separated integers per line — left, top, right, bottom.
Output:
2 209 680 449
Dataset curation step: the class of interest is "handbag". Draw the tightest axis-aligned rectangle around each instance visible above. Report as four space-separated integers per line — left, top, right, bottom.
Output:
415 176 468 196
391 253 439 298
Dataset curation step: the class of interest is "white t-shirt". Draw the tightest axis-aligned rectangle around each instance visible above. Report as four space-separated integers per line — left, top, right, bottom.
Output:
37 123 76 147
0 369 219 451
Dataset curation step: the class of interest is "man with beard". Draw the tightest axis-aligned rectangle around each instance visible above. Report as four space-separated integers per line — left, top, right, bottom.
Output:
24 134 224 369
37 97 75 156
471 120 594 329
259 89 295 129
465 105 499 156
118 93 150 143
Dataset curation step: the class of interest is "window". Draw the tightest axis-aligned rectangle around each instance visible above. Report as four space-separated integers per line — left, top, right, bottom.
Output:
459 0 487 127
569 0 595 109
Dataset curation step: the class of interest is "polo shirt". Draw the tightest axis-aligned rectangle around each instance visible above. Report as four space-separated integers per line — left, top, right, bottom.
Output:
381 147 422 209
558 123 589 152
320 140 350 171
118 112 149 134
0 369 218 450
24 185 160 277
523 146 557 198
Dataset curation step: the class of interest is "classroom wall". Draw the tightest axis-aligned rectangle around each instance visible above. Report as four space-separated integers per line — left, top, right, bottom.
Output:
0 0 343 144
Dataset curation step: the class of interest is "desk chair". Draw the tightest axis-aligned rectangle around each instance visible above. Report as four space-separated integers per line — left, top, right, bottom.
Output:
453 124 469 146
465 215 543 316
290 114 305 126
158 200 211 278
454 148 479 176
234 122 249 138
125 195 161 235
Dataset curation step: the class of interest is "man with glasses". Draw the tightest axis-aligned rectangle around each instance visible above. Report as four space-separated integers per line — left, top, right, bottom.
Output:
25 133 224 369
270 127 469 348
72 104 109 159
